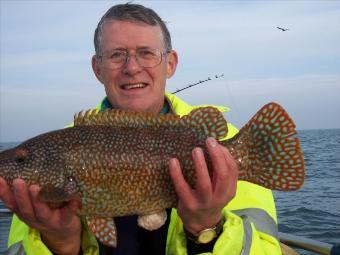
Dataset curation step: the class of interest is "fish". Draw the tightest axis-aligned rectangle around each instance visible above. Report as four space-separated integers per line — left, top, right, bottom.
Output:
0 102 305 247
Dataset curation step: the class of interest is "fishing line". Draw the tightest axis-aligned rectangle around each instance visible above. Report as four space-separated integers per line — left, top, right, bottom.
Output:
223 79 240 119
171 74 224 94
171 74 241 122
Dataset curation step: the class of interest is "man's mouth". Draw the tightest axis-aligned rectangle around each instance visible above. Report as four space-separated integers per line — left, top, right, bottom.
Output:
120 83 148 90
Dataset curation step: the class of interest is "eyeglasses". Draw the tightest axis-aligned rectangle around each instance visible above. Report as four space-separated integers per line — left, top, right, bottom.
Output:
98 48 168 70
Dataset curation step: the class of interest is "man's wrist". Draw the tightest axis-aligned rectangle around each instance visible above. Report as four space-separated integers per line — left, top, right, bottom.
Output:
184 217 224 244
184 218 224 255
183 213 223 234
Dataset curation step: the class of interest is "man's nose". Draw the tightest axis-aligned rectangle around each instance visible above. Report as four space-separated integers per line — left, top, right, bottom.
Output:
122 54 143 74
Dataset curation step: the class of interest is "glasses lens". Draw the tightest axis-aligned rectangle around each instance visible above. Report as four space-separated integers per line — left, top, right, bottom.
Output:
136 48 162 68
102 49 127 69
101 48 164 69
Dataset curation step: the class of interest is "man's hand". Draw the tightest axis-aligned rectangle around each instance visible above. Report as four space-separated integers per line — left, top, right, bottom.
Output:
0 177 82 255
169 137 238 234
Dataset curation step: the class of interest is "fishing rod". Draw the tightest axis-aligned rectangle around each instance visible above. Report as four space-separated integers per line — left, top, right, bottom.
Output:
171 74 224 94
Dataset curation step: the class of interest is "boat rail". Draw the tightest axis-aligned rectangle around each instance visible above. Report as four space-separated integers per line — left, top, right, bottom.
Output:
0 208 339 255
0 208 12 216
279 232 340 255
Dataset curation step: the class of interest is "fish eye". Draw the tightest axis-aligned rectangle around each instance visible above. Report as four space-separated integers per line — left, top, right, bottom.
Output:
14 148 28 163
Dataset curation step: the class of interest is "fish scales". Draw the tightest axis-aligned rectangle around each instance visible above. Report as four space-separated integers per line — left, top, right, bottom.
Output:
1 123 208 216
65 125 205 217
0 103 305 247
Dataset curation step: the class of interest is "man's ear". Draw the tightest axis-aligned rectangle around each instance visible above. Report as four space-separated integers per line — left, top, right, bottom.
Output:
166 50 178 78
92 55 103 83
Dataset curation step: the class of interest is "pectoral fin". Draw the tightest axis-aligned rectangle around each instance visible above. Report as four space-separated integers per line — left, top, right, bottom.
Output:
137 210 167 231
86 216 117 247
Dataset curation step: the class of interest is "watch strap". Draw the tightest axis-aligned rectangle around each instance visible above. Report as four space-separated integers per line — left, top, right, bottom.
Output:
184 218 224 244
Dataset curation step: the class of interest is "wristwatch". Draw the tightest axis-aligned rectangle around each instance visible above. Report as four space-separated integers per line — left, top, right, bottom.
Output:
184 218 224 244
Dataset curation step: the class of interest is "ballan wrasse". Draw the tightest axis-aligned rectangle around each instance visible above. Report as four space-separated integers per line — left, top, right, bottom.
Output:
0 102 305 247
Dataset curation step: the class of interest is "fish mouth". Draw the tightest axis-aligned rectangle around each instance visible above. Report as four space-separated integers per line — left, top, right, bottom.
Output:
120 83 148 90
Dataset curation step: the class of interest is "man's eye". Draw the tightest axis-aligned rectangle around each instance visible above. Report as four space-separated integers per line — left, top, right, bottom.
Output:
109 51 125 60
139 49 157 59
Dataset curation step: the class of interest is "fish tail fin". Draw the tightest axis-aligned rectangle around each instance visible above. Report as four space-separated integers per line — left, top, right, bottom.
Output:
182 107 228 140
222 102 305 191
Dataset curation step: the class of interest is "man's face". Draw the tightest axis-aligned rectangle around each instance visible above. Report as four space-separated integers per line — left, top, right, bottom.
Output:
92 20 178 114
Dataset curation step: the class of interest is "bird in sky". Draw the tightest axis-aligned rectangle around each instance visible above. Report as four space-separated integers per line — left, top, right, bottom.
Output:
277 26 289 31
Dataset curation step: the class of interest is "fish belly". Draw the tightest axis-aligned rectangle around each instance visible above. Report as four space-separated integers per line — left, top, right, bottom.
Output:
67 125 206 217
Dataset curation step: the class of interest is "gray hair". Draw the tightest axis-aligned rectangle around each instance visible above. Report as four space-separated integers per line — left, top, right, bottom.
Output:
94 3 172 56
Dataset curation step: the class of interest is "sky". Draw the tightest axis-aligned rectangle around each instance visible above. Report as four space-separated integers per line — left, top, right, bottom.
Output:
1 0 340 142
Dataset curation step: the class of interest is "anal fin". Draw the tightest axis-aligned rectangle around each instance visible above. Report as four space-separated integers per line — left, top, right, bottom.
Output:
86 216 117 247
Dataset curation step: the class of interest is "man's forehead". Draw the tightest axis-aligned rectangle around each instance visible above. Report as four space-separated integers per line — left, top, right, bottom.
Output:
100 20 165 47
101 19 161 32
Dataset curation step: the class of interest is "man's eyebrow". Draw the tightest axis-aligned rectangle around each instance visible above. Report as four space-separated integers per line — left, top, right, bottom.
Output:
104 46 156 53
137 46 157 51
106 47 126 51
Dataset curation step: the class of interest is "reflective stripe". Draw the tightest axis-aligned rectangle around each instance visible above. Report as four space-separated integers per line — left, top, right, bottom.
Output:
232 208 279 239
240 215 253 255
3 242 25 255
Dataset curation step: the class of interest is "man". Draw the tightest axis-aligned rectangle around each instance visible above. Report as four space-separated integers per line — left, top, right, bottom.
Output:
0 3 281 255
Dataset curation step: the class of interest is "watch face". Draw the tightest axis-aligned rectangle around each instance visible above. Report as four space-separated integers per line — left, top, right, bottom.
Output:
197 229 217 244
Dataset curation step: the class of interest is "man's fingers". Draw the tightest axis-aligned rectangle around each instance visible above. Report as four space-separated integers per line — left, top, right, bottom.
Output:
12 179 38 222
206 138 229 184
0 177 18 212
169 158 194 206
59 199 81 226
67 198 81 213
205 138 238 200
192 147 212 203
29 185 53 224
214 146 238 200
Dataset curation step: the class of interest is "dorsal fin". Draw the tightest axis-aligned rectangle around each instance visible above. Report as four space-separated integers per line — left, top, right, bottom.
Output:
181 107 228 140
74 107 228 140
74 109 181 129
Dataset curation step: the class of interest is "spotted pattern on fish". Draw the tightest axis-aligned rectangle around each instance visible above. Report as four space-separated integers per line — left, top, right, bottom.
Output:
87 217 117 247
223 103 305 190
0 102 305 247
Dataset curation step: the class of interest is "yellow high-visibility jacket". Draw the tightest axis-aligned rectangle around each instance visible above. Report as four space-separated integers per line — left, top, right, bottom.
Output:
7 93 281 255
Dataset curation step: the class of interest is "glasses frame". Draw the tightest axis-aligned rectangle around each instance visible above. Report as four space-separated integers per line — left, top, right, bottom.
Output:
97 48 170 70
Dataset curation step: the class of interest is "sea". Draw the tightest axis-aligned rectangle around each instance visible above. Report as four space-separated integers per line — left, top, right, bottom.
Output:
0 129 339 254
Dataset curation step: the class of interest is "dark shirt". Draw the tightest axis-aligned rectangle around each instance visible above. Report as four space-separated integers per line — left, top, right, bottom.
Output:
98 209 172 255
